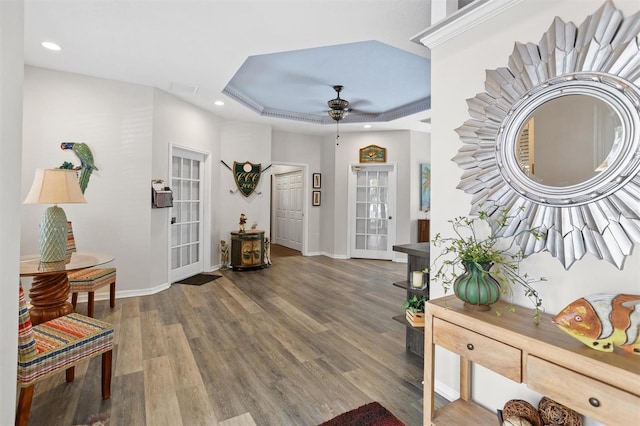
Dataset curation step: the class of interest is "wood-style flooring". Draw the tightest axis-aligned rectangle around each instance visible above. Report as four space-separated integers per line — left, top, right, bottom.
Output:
24 247 444 425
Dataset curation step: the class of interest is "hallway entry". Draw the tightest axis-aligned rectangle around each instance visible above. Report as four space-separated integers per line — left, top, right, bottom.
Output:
272 168 304 252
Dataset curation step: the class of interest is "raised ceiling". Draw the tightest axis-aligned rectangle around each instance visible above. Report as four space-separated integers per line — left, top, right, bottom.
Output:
24 0 432 135
223 40 431 125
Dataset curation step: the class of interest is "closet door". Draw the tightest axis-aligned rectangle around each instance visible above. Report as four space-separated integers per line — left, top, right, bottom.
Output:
273 170 303 251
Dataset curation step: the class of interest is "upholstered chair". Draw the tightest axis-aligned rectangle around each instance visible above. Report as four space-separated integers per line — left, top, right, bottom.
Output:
16 284 114 426
66 222 116 317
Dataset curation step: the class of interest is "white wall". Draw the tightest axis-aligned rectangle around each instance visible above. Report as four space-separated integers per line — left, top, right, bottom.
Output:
22 68 225 299
428 1 640 423
0 1 23 422
219 123 272 244
327 130 415 258
272 130 323 254
321 136 337 255
410 131 430 239
22 67 155 297
152 89 221 276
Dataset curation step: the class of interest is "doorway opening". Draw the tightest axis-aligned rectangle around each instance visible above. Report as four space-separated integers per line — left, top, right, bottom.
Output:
271 164 308 256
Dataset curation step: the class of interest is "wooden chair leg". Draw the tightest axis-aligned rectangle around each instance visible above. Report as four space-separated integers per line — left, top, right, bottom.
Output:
66 366 75 382
102 350 112 399
87 292 95 317
15 385 35 426
109 281 116 308
71 292 78 309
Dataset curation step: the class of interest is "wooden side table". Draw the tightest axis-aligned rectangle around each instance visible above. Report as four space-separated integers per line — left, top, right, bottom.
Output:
20 252 114 325
424 295 640 425
230 230 265 271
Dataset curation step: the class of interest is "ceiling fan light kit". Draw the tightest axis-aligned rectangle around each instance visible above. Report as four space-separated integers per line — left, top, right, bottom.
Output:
328 109 347 121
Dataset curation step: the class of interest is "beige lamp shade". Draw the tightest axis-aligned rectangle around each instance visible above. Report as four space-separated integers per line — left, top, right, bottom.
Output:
24 169 87 205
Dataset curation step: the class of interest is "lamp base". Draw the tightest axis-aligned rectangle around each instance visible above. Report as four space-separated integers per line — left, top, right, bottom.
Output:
40 205 68 263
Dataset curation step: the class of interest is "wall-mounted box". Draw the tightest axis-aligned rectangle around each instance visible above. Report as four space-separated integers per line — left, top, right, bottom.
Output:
152 179 173 208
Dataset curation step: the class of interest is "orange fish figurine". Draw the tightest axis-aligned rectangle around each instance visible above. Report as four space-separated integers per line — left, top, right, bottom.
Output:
552 293 640 355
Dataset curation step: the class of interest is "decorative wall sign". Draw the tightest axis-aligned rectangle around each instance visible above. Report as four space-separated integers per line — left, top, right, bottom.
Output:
359 144 386 163
233 161 262 197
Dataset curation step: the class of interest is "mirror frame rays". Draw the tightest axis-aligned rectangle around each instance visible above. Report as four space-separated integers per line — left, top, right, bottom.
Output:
454 1 640 270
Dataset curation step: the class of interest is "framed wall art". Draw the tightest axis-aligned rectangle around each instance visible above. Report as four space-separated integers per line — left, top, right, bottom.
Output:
312 173 321 189
420 163 431 211
359 144 386 163
312 191 321 206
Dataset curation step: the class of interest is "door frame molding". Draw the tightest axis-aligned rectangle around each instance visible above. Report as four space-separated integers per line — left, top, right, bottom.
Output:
168 143 212 281
271 162 309 256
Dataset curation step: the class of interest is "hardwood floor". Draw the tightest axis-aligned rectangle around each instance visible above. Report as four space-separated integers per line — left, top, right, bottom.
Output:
24 250 443 425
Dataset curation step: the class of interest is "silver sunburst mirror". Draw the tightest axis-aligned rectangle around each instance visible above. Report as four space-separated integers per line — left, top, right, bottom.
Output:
454 1 640 270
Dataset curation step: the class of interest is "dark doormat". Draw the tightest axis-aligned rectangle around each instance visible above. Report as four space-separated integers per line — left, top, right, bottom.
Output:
173 274 222 286
319 402 404 425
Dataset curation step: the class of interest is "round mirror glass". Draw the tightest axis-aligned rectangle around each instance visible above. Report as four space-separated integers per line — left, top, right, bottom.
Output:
515 94 622 187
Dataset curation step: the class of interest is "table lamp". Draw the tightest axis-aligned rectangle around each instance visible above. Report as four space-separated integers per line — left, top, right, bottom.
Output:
24 169 87 263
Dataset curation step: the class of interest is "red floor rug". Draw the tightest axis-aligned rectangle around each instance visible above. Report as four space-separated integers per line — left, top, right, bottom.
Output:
319 402 404 426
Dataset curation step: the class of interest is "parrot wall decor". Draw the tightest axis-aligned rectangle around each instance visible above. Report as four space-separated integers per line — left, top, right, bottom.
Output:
60 142 98 194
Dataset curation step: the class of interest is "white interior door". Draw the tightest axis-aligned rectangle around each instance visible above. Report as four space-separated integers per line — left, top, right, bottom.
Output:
273 170 303 251
348 164 396 260
170 147 204 282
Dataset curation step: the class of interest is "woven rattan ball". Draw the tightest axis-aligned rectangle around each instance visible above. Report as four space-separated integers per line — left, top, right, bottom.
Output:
503 400 543 426
538 397 582 426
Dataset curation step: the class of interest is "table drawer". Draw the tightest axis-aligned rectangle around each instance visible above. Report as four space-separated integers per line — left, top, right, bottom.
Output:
433 317 522 382
527 355 640 426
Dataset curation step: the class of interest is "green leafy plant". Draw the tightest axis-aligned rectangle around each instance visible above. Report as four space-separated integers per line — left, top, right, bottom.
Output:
429 209 546 324
403 295 427 313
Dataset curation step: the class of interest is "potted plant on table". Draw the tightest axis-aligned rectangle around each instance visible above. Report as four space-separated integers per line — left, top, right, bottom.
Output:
403 295 427 327
429 209 546 324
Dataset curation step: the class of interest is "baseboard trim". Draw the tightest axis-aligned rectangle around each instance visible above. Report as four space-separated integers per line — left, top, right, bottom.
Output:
71 281 171 304
434 379 459 402
321 251 348 259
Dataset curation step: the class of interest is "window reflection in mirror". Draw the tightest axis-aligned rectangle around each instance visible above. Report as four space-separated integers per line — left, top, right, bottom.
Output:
516 94 622 187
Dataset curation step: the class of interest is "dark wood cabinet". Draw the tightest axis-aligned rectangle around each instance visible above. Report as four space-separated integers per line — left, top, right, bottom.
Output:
392 242 430 357
418 219 430 242
230 230 265 271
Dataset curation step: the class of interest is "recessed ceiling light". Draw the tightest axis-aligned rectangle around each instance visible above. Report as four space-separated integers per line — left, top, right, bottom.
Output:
214 100 224 106
41 41 61 51
363 124 372 129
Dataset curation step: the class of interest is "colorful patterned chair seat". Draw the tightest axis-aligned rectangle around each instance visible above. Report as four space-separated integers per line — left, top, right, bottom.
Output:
66 222 116 317
16 285 114 426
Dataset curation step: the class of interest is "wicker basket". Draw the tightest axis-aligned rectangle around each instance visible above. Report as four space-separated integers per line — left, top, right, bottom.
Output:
502 400 543 426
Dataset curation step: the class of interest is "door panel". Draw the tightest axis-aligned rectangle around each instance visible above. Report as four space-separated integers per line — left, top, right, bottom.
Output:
273 170 303 251
349 164 396 260
170 147 204 282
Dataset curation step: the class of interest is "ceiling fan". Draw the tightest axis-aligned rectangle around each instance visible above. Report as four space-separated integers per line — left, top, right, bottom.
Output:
327 85 349 122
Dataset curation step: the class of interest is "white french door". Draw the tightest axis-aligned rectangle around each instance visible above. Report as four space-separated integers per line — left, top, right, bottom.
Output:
348 164 396 260
273 170 303 251
170 147 204 282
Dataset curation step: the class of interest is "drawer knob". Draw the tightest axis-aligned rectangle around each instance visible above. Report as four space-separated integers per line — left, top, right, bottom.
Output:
588 397 600 408
466 343 474 350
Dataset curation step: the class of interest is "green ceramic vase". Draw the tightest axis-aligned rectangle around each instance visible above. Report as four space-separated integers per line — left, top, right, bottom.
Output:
453 261 501 311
